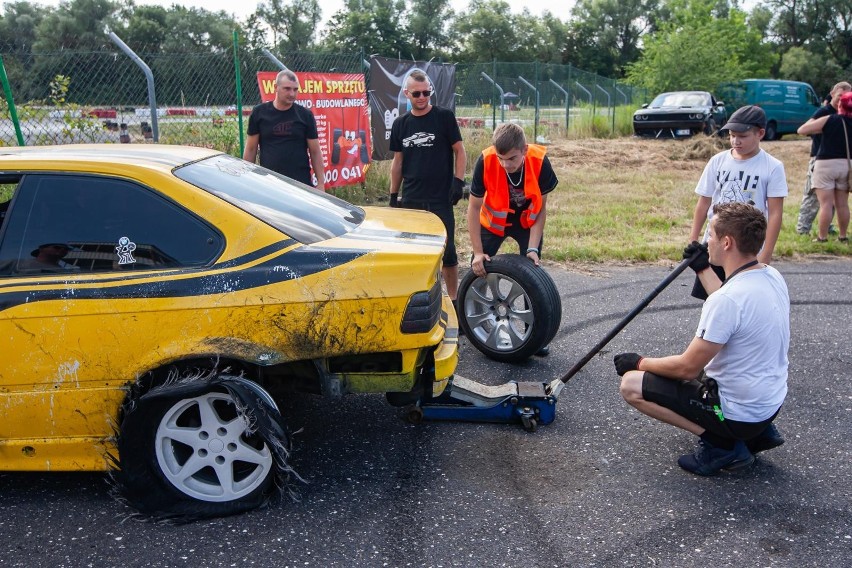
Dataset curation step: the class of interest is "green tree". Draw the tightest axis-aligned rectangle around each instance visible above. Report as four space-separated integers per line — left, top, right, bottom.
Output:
565 0 659 77
0 1 48 49
160 6 236 53
763 0 829 48
115 4 168 52
779 46 843 96
257 0 322 52
33 0 120 51
451 0 516 62
626 0 775 92
322 0 409 57
511 10 570 64
407 0 453 60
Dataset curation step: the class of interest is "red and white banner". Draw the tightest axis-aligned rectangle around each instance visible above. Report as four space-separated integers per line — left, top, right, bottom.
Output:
256 71 371 189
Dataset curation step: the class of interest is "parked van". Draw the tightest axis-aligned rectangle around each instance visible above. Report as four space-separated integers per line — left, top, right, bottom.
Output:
716 79 821 140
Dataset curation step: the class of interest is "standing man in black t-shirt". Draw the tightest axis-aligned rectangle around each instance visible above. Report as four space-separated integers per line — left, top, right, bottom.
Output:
796 81 850 234
389 70 467 301
244 70 325 191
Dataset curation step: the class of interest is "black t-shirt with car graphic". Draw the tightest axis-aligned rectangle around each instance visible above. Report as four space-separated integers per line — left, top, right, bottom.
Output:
389 106 462 204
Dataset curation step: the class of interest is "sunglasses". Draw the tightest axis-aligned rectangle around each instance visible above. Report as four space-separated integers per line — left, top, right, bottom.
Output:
408 90 432 98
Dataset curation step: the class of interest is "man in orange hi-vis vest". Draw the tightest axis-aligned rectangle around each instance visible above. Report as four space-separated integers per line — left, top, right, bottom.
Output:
465 122 559 356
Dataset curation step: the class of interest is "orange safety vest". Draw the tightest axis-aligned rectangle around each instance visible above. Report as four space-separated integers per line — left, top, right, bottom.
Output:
479 144 547 236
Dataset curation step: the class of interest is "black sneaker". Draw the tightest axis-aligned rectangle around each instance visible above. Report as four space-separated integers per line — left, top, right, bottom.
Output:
535 345 550 357
678 439 754 476
746 423 784 454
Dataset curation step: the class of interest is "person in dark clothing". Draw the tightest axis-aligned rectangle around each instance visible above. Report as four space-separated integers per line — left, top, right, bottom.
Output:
243 70 325 191
388 70 467 300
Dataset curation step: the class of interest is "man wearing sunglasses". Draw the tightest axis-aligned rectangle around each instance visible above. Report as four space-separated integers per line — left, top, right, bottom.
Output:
389 70 467 304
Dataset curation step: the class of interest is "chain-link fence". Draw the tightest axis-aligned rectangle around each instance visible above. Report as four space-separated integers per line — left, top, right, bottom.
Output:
0 40 363 154
0 37 644 153
456 62 649 142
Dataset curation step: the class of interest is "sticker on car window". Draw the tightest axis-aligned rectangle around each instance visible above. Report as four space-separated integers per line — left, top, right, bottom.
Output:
116 236 137 265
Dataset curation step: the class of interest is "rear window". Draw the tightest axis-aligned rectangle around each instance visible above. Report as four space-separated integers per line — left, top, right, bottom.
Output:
175 154 364 244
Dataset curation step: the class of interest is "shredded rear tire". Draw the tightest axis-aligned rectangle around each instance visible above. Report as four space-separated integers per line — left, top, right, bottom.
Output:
111 372 294 523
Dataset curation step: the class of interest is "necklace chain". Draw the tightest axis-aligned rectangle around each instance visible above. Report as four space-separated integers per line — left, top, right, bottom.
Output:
506 166 524 188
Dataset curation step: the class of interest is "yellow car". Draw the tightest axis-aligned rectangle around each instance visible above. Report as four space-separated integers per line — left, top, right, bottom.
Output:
0 145 458 520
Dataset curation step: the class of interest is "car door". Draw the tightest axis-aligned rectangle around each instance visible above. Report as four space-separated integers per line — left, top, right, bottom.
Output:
0 172 223 446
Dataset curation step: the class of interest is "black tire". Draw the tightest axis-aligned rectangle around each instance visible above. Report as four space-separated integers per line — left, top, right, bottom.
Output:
457 254 561 363
704 119 717 136
764 121 778 141
112 374 291 522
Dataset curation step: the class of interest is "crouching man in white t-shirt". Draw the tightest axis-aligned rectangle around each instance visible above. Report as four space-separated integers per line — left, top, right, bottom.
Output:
615 202 790 476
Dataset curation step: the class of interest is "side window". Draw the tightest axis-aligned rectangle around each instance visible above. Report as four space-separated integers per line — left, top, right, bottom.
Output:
805 88 820 107
0 174 222 276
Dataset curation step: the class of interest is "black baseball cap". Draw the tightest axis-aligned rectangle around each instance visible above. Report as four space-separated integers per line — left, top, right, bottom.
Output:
722 105 767 132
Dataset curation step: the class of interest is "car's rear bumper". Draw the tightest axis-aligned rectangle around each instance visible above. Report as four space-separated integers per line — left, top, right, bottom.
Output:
431 296 460 396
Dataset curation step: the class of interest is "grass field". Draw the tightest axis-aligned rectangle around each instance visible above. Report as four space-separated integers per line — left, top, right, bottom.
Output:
355 133 852 266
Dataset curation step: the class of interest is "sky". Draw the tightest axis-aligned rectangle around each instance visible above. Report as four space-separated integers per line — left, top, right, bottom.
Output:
3 0 571 28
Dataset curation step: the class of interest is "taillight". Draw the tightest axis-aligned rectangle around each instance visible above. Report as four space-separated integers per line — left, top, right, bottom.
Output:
401 280 442 334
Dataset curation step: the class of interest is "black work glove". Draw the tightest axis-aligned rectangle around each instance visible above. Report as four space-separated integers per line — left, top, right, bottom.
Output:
389 193 400 208
683 241 710 273
614 353 643 376
451 177 466 205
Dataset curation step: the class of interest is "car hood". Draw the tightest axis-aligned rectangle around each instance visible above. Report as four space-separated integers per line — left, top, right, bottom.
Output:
634 105 711 116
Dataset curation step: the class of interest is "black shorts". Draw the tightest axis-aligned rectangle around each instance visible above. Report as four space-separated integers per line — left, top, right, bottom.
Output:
641 372 777 441
479 213 542 257
399 200 458 267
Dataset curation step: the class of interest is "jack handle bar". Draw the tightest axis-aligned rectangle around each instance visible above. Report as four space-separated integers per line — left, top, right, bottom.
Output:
547 252 699 396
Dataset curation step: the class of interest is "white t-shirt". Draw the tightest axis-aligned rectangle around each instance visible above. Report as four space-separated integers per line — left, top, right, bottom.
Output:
694 149 788 241
696 265 790 422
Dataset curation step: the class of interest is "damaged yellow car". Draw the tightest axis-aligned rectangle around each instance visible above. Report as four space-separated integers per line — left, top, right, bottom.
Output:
0 145 458 520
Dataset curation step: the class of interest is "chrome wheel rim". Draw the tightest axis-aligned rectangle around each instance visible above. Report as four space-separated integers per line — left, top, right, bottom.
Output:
463 272 534 351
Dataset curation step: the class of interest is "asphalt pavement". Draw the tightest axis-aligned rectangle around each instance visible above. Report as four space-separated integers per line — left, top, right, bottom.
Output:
1 257 850 568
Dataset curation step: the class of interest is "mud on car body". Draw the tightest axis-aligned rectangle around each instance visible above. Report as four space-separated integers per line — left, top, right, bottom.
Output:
633 91 727 138
0 145 458 520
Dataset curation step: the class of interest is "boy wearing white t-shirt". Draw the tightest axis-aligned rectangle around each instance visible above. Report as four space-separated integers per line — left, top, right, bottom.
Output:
686 105 788 299
615 203 790 476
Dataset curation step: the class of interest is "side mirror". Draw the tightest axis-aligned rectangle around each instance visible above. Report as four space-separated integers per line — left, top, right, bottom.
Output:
641 103 649 109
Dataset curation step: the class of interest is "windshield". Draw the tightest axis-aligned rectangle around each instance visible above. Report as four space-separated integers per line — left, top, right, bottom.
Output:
175 154 364 244
650 92 711 108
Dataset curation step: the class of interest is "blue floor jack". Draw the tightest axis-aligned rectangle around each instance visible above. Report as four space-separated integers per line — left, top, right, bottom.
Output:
411 255 696 431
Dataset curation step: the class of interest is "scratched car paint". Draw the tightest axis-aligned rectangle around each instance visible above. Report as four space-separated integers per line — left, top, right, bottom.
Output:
0 145 458 519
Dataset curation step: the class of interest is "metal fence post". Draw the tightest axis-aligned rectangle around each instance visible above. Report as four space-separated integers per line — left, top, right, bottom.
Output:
0 54 24 146
549 79 568 132
262 49 288 71
518 75 538 141
596 84 612 134
108 32 158 142
481 71 504 127
233 31 245 157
